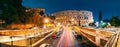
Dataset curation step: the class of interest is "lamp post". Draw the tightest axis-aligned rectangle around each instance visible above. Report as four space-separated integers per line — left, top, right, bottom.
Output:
10 36 13 47
44 18 49 28
29 37 32 47
9 36 23 47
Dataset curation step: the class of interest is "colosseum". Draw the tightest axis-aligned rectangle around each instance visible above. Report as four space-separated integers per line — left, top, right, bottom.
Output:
53 10 94 26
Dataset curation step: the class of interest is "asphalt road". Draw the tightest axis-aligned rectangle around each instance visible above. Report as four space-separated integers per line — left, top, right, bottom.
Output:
38 26 97 47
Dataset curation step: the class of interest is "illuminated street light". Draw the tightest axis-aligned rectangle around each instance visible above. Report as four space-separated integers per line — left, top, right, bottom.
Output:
57 22 61 26
43 18 49 28
44 18 49 23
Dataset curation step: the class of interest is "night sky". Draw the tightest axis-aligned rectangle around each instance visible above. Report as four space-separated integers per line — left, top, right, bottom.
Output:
22 0 120 21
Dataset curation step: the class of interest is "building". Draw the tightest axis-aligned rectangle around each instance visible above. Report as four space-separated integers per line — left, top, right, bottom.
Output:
44 14 55 23
25 8 45 26
53 10 94 26
7 8 45 29
25 7 45 14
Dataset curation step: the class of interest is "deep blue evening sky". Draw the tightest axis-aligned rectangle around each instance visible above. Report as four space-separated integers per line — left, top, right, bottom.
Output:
22 0 120 21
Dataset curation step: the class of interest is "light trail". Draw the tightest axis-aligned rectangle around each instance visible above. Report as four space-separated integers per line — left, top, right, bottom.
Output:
56 26 80 47
56 29 65 47
68 30 73 47
65 30 67 47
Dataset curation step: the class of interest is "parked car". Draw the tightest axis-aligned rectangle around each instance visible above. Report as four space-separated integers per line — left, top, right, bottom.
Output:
39 43 52 47
56 32 61 38
51 33 57 39
76 35 82 40
72 31 82 40
72 32 77 37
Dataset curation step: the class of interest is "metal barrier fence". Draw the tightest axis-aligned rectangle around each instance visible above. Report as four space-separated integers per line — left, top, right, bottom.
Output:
104 29 120 47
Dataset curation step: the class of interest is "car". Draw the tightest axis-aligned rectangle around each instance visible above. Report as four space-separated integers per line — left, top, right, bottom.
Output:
56 32 61 38
39 43 52 47
72 32 77 37
51 34 57 39
72 32 82 40
76 35 82 40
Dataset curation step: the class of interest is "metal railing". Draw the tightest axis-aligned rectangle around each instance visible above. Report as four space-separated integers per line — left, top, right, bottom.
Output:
104 29 120 47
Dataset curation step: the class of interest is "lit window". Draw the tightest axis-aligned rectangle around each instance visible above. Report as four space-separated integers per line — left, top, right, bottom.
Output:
84 17 88 19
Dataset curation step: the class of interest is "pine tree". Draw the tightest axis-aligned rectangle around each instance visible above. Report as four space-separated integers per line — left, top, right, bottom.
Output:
98 11 102 27
110 16 119 27
98 11 102 22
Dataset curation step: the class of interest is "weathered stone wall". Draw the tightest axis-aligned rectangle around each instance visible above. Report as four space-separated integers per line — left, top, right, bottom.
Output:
7 24 34 29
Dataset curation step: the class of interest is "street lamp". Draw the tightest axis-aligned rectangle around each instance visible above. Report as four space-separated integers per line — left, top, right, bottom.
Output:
44 18 49 23
9 36 23 47
43 18 49 28
10 36 13 47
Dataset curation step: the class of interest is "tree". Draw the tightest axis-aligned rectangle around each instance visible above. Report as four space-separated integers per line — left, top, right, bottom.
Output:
98 11 102 27
103 19 110 22
39 11 44 16
31 12 43 26
98 11 102 22
110 16 119 27
0 0 44 27
89 22 95 26
0 0 25 24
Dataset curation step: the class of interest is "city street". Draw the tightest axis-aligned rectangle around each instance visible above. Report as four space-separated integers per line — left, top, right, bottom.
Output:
56 26 80 47
0 25 114 47
38 26 97 47
0 0 120 47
